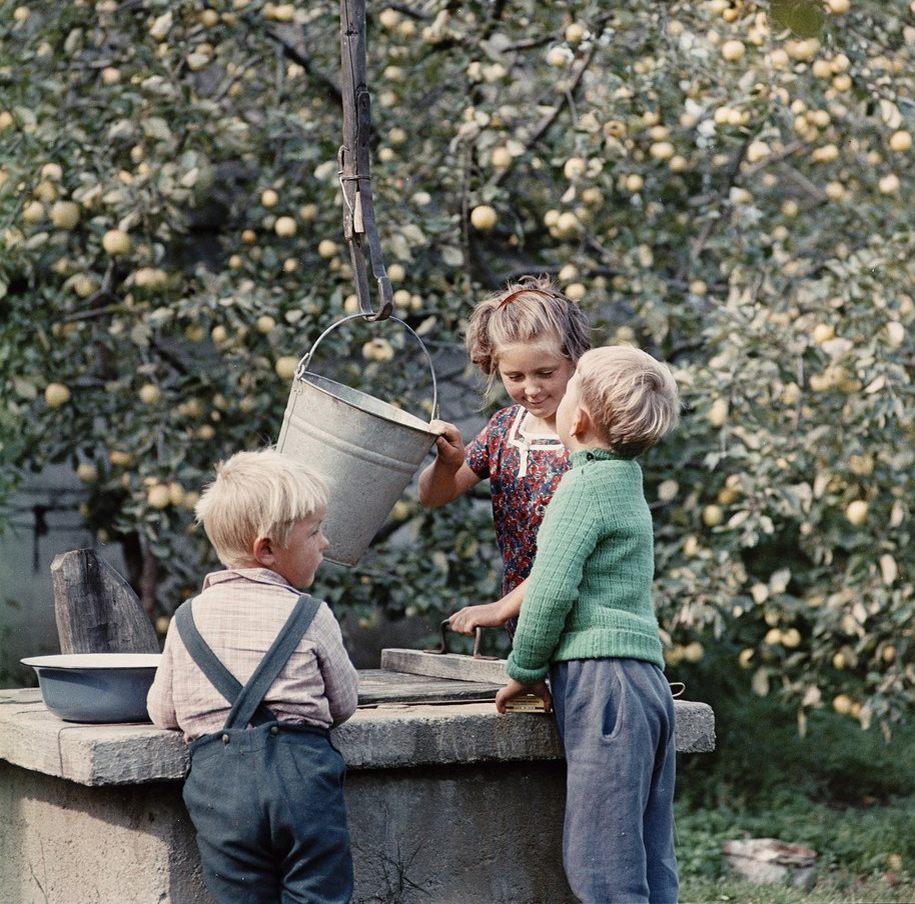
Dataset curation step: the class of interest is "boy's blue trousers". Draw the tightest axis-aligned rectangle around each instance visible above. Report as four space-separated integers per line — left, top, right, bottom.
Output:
550 658 679 904
183 721 353 903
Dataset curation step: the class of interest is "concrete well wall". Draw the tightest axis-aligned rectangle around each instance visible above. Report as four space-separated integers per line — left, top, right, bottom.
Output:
0 683 714 903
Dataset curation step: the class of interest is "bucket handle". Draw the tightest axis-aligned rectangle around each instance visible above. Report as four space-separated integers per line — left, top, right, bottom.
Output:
294 314 438 421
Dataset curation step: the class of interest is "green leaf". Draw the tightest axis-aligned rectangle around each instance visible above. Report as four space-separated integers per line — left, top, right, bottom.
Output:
13 379 37 400
770 0 826 39
440 245 463 267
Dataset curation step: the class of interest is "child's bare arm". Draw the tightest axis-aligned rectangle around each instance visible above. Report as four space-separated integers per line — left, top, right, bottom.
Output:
448 579 527 634
418 420 480 505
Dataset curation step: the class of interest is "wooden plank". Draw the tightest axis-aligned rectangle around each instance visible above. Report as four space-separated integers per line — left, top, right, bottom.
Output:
51 549 160 655
358 669 501 705
380 648 508 685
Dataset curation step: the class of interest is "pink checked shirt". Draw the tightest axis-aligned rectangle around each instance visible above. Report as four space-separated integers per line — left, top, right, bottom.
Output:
147 568 360 741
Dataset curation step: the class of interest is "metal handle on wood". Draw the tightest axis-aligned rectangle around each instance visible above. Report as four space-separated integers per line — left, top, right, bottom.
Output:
426 619 498 661
339 0 393 322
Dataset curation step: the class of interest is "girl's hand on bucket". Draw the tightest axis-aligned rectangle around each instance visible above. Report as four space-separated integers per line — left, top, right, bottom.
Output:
429 420 465 467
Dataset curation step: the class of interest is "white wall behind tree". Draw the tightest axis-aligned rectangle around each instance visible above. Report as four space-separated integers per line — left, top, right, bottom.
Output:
0 465 127 686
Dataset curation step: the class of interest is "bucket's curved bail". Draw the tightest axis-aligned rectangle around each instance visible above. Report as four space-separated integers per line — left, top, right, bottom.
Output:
293 313 438 421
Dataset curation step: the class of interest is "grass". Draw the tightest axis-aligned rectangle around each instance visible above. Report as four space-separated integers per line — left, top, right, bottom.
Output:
676 792 915 903
671 670 915 903
680 874 915 904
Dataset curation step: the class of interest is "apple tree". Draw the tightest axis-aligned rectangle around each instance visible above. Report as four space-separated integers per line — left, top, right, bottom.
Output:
1 0 914 732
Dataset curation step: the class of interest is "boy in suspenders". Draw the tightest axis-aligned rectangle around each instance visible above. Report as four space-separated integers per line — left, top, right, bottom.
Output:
147 449 359 903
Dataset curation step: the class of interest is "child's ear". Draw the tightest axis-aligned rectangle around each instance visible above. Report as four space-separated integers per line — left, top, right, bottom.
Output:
252 535 276 568
570 404 591 438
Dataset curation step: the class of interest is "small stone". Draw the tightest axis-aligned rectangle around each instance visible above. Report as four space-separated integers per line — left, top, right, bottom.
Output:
722 838 817 889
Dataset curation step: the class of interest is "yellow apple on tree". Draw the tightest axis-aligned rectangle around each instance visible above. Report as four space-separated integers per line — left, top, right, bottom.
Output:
553 211 580 239
879 173 900 194
563 156 587 179
168 482 186 506
76 462 98 483
702 504 724 527
378 7 400 29
109 449 133 467
274 216 297 237
832 694 852 715
886 321 905 347
565 22 585 44
845 499 868 526
22 200 45 224
51 201 80 229
138 384 161 405
363 338 394 362
133 267 168 289
490 146 512 168
889 130 912 152
708 398 728 427
547 46 571 67
470 205 497 231
44 382 71 408
269 3 295 22
721 40 746 62
147 483 171 509
565 283 586 301
275 356 299 380
102 229 131 255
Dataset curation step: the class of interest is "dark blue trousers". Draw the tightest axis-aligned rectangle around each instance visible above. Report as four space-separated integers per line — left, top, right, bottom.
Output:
550 658 679 904
183 721 353 903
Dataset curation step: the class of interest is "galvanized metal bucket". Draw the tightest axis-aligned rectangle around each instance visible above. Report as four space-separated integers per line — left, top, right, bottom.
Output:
277 314 439 566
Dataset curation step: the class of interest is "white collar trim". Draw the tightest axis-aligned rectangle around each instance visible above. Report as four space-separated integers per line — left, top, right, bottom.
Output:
507 408 562 477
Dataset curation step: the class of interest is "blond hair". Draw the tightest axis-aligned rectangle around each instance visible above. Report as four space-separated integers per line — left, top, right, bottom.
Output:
465 275 591 401
194 448 328 567
576 346 680 457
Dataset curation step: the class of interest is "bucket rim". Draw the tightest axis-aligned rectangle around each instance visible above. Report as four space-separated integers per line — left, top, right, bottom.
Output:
294 370 439 438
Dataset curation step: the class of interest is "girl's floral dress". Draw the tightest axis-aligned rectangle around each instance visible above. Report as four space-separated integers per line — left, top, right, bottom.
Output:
467 406 570 622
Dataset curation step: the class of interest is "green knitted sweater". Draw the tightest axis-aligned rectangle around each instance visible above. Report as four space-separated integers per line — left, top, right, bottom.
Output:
505 448 665 685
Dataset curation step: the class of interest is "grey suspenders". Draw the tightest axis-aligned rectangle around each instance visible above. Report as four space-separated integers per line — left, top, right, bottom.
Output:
174 593 321 730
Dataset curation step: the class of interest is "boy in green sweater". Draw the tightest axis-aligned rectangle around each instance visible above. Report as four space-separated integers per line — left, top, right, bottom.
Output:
496 345 680 904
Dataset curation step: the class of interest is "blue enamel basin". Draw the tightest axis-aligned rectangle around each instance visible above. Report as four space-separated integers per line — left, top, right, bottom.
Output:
21 653 161 723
